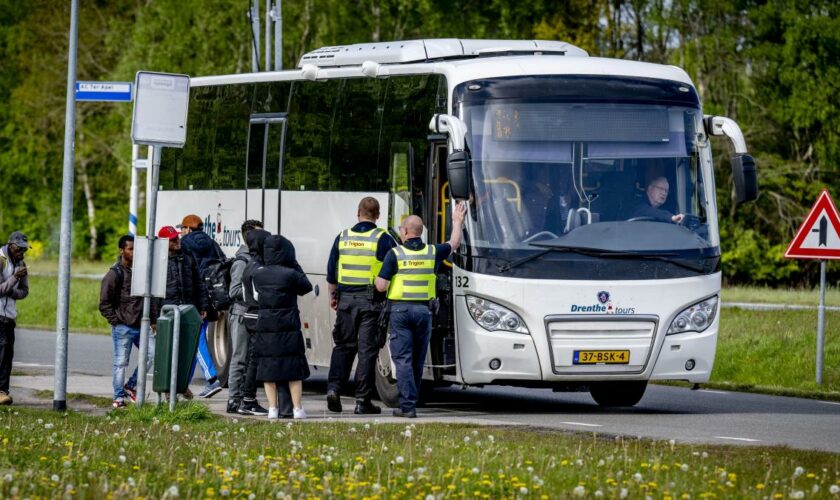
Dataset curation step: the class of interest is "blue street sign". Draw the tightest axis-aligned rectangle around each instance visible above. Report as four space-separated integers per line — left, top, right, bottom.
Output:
75 81 132 102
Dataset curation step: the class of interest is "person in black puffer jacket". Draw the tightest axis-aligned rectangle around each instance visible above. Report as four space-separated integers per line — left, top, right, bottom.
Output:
245 234 312 419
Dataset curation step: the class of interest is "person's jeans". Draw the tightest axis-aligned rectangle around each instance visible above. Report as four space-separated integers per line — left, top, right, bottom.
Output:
0 319 15 393
388 302 432 413
111 324 154 400
188 320 218 383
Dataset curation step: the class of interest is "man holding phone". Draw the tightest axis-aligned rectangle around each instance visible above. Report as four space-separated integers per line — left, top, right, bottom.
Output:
0 231 30 405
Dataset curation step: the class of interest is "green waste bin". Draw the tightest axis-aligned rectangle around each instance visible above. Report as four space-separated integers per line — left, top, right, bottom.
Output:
153 305 202 393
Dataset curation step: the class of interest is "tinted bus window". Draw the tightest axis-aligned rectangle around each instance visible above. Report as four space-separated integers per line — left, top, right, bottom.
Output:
161 84 252 190
330 78 387 191
283 80 340 191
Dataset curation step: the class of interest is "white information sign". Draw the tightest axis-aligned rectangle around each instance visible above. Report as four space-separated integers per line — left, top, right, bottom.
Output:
131 71 190 147
131 237 169 298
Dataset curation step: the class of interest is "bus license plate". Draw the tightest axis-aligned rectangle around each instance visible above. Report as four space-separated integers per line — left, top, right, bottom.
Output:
573 350 630 365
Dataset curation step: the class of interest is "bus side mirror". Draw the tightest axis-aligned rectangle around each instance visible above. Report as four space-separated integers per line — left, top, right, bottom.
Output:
447 150 471 199
731 154 758 204
704 115 758 204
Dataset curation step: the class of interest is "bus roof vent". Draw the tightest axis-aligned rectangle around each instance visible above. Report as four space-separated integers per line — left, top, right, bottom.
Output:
297 39 588 68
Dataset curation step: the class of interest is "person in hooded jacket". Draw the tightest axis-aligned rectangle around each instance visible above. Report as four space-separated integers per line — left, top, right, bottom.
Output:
244 234 312 419
241 229 294 418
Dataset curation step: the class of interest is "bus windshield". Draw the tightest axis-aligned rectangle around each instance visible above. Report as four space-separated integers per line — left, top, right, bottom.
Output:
459 97 716 271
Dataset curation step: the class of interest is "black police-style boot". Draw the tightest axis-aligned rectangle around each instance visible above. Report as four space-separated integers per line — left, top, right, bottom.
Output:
354 400 382 415
226 398 240 414
326 390 342 413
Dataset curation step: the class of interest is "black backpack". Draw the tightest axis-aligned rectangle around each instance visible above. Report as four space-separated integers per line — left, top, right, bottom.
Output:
202 255 247 312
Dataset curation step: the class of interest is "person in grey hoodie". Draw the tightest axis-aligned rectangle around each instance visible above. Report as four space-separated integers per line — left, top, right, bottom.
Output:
0 231 30 405
226 220 268 416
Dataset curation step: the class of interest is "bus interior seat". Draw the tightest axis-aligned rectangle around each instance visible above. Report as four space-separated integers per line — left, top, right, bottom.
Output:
591 171 636 221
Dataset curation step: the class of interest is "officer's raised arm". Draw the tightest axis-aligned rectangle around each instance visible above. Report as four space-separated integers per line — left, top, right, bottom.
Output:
446 201 468 251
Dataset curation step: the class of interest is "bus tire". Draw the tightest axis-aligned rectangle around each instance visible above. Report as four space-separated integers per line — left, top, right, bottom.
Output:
205 312 232 388
589 381 648 407
374 350 400 408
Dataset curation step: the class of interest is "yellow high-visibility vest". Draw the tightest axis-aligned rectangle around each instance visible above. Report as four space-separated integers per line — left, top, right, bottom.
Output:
337 227 387 285
387 244 437 301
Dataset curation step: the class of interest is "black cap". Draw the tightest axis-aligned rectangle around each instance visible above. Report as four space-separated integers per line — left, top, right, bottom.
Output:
7 231 28 250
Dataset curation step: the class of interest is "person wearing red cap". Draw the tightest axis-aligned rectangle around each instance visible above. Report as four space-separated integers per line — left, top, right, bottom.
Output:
157 225 210 399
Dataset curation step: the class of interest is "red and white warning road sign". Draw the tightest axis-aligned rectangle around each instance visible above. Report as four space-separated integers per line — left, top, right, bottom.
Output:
784 189 840 260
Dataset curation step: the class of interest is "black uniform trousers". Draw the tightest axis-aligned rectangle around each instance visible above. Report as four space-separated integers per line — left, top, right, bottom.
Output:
328 293 382 401
0 318 15 393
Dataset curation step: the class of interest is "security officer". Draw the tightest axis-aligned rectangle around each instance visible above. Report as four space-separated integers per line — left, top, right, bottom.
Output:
325 197 397 414
375 202 467 418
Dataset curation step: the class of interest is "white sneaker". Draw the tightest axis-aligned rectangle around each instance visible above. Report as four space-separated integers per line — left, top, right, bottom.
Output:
293 407 307 419
267 407 279 420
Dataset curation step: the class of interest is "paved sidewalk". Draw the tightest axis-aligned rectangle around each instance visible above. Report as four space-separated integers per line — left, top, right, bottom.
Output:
8 369 514 425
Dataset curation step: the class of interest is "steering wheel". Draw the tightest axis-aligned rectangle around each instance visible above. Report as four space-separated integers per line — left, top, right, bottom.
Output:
625 216 658 222
679 214 702 230
522 231 559 244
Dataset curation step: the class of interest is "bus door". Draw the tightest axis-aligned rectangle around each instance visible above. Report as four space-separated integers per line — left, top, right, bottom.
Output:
388 142 414 237
245 113 286 232
427 137 457 377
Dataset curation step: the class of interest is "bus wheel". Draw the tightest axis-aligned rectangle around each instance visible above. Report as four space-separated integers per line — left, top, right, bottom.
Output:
374 350 400 408
589 381 648 407
205 312 232 388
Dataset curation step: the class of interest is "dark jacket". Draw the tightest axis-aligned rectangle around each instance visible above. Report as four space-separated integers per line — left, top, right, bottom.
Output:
248 235 312 382
98 259 144 327
159 251 208 312
241 229 271 329
180 229 225 274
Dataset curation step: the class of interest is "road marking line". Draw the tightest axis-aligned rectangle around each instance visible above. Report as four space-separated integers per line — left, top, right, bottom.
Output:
700 390 728 394
818 401 840 406
715 436 760 442
559 421 602 428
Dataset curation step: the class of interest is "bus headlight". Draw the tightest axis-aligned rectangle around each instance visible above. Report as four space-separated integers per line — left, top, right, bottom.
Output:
466 296 529 334
667 296 718 335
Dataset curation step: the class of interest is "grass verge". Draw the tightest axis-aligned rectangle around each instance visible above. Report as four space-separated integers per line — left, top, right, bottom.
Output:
16 275 108 333
722 286 840 307
32 390 114 409
713 309 839 396
1 407 838 499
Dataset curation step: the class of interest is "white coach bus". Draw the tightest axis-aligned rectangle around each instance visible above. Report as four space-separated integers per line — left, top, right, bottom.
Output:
155 39 756 407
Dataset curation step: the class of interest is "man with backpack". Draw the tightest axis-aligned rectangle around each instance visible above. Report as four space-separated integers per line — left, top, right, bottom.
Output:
99 235 154 408
177 215 224 398
226 220 268 416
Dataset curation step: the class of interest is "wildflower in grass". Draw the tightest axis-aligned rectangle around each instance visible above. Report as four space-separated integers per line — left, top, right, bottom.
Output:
396 456 405 464
119 455 126 463
51 474 59 482
594 490 603 498
793 466 804 477
572 486 584 496
829 485 839 494
44 423 53 429
633 473 643 482
164 485 179 498
681 464 689 472
789 491 804 499
171 424 180 433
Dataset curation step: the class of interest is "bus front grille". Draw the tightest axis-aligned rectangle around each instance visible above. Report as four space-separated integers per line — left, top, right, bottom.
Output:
543 315 659 375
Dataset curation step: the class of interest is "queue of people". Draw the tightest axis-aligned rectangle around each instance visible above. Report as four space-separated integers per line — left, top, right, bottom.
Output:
90 195 467 419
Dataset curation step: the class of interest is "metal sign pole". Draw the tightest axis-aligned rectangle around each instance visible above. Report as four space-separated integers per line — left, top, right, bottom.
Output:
53 0 79 412
816 260 827 384
129 144 140 235
136 146 161 407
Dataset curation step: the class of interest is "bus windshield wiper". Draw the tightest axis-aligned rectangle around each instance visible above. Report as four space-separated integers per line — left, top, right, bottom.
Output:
497 244 705 273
